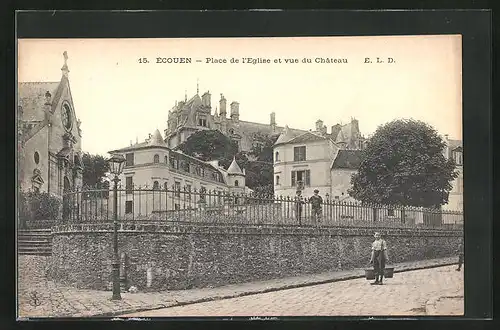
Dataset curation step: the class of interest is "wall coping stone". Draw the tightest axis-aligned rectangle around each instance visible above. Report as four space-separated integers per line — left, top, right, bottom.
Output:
51 223 463 237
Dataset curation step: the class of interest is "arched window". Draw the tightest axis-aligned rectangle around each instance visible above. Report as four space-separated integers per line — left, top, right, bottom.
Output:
164 155 168 164
164 182 168 190
235 180 239 187
275 151 279 162
34 151 40 164
153 154 159 163
153 181 159 190
276 175 280 185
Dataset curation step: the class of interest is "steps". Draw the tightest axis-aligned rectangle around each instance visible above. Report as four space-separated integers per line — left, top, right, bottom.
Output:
18 229 52 256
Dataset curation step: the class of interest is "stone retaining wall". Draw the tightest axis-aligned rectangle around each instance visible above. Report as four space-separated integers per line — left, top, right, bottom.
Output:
48 223 463 291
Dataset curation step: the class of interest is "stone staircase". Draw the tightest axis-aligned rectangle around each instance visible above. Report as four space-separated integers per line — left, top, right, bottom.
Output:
18 229 52 256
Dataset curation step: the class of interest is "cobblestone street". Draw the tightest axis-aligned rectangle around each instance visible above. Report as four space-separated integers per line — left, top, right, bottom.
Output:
17 255 462 318
123 265 464 317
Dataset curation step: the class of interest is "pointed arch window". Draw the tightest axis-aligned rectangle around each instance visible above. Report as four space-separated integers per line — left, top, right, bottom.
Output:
235 180 239 187
153 154 160 164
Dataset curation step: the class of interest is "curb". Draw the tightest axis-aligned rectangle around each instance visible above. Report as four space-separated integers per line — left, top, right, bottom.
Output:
93 260 457 318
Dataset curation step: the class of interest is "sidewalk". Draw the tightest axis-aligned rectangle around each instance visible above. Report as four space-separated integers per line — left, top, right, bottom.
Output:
18 256 458 318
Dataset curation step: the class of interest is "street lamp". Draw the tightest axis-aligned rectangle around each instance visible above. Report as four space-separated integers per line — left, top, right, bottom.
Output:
107 154 126 300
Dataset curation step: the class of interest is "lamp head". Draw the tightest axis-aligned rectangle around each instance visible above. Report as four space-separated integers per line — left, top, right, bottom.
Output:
107 154 126 176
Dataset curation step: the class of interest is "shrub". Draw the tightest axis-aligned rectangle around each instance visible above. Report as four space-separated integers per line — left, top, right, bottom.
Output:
18 191 62 221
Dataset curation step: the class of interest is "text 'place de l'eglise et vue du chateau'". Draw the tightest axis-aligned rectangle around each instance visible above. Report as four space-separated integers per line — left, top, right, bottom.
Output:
17 52 463 215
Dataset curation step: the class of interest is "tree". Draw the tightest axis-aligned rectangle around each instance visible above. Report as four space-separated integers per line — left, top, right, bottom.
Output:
348 119 458 208
178 130 278 192
178 130 240 167
248 132 279 162
82 152 109 188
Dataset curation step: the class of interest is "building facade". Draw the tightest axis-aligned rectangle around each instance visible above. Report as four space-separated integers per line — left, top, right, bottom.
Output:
108 129 248 217
443 135 463 211
273 123 363 201
273 124 463 212
164 90 306 152
17 51 84 198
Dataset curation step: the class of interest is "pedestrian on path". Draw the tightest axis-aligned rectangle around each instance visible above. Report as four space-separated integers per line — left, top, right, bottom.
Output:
309 189 323 225
369 232 389 285
456 240 464 271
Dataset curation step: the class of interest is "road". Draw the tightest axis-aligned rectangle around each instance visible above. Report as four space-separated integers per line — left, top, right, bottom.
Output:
122 265 464 317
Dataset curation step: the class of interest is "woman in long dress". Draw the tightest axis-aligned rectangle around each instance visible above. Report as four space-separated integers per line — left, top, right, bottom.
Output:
370 232 389 285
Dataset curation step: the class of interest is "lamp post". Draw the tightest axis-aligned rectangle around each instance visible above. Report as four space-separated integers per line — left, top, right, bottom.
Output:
107 154 126 300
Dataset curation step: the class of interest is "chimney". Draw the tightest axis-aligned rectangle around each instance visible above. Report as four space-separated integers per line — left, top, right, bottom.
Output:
219 94 227 118
351 117 360 134
315 119 324 132
202 91 211 107
230 101 240 122
270 112 276 129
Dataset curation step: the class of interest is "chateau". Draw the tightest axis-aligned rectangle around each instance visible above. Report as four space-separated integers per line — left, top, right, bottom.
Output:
164 89 305 152
17 52 84 198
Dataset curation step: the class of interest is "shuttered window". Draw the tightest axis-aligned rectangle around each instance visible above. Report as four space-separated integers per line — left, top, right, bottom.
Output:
291 170 310 187
293 146 306 161
125 153 134 166
126 177 133 194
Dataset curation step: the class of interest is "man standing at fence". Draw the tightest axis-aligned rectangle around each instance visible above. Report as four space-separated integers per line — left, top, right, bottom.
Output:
370 232 389 285
295 190 305 225
309 189 323 226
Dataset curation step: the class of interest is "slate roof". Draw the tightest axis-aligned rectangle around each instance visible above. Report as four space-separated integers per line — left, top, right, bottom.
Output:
286 131 328 145
109 141 150 153
148 129 166 147
237 120 305 137
331 149 363 169
227 157 244 175
18 81 60 121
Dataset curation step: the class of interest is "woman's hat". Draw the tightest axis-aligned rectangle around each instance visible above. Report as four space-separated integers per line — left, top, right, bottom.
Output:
314 189 319 193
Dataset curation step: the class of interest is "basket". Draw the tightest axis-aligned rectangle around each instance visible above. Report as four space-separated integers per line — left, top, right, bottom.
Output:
365 269 376 280
384 267 394 278
365 267 394 280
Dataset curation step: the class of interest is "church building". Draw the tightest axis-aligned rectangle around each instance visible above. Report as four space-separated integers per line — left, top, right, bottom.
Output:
17 51 84 198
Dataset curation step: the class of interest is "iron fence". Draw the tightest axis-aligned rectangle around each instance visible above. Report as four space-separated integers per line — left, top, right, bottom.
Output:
61 185 464 230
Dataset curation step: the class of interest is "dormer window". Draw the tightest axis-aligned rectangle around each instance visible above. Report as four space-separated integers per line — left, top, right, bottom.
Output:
198 116 207 127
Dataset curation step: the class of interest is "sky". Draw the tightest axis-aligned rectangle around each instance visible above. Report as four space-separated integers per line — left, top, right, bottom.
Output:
18 36 462 156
